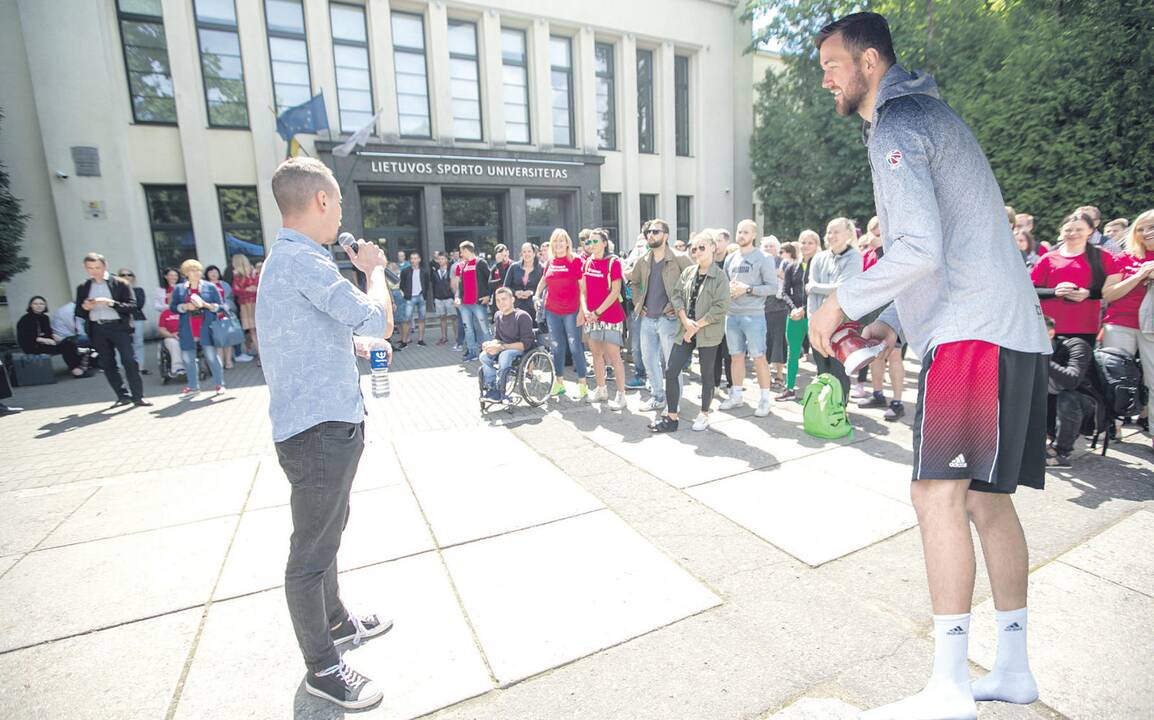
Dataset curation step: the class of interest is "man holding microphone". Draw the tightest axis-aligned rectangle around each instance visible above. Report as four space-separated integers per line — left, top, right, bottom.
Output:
256 157 394 710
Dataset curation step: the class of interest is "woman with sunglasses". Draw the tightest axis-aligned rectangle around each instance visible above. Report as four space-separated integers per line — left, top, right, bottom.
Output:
580 228 628 410
535 229 589 399
651 230 730 432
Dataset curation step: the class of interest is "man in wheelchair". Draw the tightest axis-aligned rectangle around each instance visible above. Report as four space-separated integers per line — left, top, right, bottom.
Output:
480 287 536 402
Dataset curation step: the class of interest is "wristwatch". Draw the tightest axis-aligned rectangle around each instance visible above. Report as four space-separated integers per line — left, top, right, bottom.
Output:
745 287 753 295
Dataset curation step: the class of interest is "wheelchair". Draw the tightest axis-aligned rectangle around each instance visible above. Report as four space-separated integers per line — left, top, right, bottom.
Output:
158 341 209 385
477 337 555 412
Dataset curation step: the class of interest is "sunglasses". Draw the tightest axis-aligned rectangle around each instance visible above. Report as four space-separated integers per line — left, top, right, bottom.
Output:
122 273 135 277
583 237 601 246
689 244 708 253
645 228 666 236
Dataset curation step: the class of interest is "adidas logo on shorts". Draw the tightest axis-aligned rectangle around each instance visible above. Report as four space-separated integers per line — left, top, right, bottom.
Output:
948 453 968 469
946 625 967 636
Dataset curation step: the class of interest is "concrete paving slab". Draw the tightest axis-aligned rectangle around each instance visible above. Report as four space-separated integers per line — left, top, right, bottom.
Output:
970 561 1154 719
763 697 861 719
214 484 434 600
42 460 255 547
0 485 93 555
710 412 867 471
0 608 201 720
394 427 604 546
249 441 406 512
1059 509 1154 597
442 510 721 685
175 553 492 720
601 431 781 488
687 461 917 567
245 455 292 510
0 555 18 577
0 516 234 651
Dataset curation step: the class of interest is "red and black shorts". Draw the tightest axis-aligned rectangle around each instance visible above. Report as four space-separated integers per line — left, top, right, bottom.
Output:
912 340 1047 493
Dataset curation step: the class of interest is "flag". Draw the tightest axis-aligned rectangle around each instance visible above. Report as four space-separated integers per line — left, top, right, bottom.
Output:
332 109 385 158
287 137 302 158
276 92 328 142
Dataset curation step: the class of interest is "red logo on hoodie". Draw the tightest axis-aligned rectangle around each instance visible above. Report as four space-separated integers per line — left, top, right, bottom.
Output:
886 149 903 169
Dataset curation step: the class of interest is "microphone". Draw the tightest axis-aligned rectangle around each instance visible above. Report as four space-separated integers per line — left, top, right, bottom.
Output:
339 232 399 283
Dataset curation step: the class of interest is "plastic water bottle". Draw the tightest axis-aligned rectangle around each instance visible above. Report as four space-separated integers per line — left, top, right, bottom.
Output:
370 345 390 398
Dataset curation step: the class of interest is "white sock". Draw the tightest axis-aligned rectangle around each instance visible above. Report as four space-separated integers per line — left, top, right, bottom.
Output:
860 613 976 720
729 387 743 399
972 607 1038 704
760 388 771 402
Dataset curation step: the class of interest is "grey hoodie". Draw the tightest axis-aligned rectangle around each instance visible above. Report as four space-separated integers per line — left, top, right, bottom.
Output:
837 65 1050 359
724 246 780 315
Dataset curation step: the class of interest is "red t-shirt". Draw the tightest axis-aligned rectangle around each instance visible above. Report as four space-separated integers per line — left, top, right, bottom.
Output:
233 273 258 305
862 246 882 271
582 256 625 323
1103 252 1147 329
543 256 583 314
186 286 205 339
158 308 180 334
1030 249 1119 335
455 259 480 305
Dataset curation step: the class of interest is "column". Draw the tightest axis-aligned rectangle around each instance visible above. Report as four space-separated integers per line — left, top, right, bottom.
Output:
479 9 506 147
529 18 552 151
367 0 400 141
163 0 223 267
236 0 284 247
423 185 445 256
620 35 640 240
509 187 527 250
426 1 453 144
303 0 338 135
575 25 598 153
657 41 677 228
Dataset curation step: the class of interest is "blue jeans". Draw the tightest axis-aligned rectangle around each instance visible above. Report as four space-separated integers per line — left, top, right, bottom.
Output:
132 323 145 366
639 315 680 402
480 348 522 389
455 307 465 345
182 344 224 390
459 303 490 355
544 309 587 381
629 314 646 379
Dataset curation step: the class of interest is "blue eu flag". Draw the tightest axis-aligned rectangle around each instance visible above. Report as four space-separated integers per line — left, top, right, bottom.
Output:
276 93 329 141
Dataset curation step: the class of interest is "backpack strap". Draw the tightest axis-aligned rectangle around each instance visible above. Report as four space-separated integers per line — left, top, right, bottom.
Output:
1085 244 1106 300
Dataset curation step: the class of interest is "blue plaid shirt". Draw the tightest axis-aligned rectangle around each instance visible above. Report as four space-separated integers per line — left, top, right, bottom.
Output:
256 228 389 442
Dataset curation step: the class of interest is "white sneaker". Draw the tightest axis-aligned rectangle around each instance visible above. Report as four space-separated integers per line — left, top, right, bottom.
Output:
640 397 666 412
850 383 871 399
587 386 609 403
755 397 772 417
235 353 254 362
692 413 710 432
718 392 744 410
607 392 626 411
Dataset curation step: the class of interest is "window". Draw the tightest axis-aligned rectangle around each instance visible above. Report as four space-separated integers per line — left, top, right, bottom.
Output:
330 3 373 132
501 28 530 144
639 194 657 226
637 48 654 153
676 196 691 242
595 43 615 150
217 186 265 262
265 0 311 114
600 193 620 247
549 36 574 147
448 21 482 141
144 186 196 274
675 55 690 156
526 193 573 246
117 0 177 123
444 193 504 258
391 12 431 138
194 0 248 127
361 190 421 258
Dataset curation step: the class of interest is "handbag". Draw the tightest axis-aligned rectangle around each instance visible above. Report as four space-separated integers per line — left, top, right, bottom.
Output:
208 310 245 347
1138 281 1154 338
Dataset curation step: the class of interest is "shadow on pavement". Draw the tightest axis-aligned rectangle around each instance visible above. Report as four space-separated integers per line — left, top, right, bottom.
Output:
34 403 138 438
148 394 238 418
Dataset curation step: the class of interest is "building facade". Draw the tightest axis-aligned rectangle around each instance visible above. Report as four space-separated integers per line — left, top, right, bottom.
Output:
0 0 765 338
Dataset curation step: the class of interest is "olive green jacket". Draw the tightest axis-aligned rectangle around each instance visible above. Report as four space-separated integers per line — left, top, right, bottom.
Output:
673 262 730 347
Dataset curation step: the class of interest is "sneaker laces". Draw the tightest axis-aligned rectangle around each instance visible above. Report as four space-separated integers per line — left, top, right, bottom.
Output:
348 614 370 646
316 660 368 690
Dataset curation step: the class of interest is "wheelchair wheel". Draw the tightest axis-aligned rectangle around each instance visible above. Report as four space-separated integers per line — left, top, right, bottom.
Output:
518 349 555 407
478 367 489 411
159 346 172 385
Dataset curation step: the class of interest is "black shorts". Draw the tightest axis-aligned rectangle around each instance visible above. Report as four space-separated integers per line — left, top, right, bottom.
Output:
912 340 1047 493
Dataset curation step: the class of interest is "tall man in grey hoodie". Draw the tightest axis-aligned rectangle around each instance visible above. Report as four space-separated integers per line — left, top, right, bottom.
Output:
720 219 780 417
809 13 1051 720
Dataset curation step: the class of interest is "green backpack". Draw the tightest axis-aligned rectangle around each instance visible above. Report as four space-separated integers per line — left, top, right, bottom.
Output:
802 373 853 440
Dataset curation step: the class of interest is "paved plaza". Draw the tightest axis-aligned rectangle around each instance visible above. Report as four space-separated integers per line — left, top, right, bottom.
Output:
0 340 1151 719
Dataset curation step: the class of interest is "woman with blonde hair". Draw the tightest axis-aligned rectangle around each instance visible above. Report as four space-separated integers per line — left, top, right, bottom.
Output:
170 259 226 395
536 229 588 398
579 228 627 410
650 229 730 433
1102 209 1154 447
231 253 260 359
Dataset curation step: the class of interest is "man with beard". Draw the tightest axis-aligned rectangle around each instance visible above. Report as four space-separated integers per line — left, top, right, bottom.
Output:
627 219 693 412
808 13 1050 720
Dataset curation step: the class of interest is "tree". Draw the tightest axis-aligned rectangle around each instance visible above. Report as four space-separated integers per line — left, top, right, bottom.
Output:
0 109 31 284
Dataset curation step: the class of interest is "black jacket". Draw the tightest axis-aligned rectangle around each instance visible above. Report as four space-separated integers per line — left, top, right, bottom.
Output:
74 274 138 332
1049 336 1094 394
456 258 492 302
400 265 431 300
780 259 809 312
130 287 147 321
17 313 53 355
430 266 454 300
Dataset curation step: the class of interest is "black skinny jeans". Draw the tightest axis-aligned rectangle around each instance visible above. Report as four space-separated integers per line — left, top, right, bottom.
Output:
665 339 723 415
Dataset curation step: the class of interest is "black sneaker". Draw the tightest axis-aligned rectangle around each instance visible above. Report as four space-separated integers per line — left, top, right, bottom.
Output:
1046 453 1072 468
775 389 797 402
858 392 887 409
649 416 679 433
417 340 427 346
884 401 905 421
331 613 393 647
305 659 383 710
